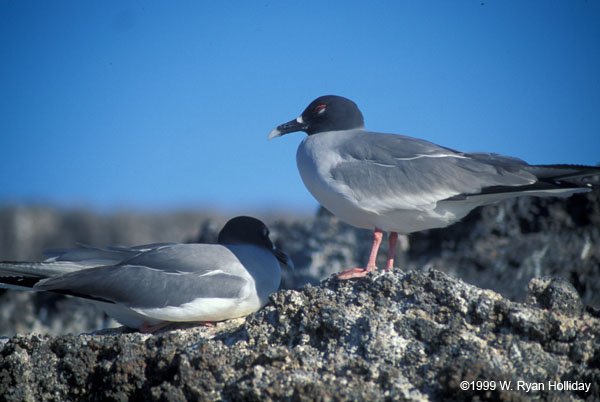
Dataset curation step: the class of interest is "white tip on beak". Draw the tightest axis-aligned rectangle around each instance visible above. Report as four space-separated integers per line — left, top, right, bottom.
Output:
267 116 305 140
267 128 282 141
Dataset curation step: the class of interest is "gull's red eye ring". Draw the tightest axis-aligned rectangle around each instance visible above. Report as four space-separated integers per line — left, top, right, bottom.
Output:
314 104 327 114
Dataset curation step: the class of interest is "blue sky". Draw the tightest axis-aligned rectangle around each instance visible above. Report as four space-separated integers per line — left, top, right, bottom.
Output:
1 1 599 213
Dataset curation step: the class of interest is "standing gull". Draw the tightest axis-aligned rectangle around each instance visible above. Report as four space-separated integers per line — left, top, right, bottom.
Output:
0 216 293 333
268 95 599 279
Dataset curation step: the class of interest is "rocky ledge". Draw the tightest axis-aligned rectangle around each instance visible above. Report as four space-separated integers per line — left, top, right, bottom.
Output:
2 190 599 337
2 268 599 401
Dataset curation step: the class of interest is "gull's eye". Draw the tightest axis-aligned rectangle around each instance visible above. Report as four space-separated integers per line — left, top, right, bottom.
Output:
313 104 327 114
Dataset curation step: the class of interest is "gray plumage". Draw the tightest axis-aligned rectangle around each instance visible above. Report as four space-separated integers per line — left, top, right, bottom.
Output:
0 216 292 330
36 245 251 308
268 95 599 278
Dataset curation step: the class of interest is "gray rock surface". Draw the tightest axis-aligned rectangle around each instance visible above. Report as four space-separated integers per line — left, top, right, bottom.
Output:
272 190 600 309
1 190 599 336
406 190 600 307
1 269 598 401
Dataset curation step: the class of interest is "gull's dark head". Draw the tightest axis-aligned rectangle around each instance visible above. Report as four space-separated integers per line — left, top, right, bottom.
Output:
268 95 364 139
218 216 294 269
218 216 274 249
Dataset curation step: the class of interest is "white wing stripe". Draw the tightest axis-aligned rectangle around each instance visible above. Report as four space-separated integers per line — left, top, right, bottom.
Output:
393 154 466 161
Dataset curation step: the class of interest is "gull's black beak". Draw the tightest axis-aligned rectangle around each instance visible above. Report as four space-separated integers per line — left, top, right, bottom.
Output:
272 247 294 270
267 116 308 140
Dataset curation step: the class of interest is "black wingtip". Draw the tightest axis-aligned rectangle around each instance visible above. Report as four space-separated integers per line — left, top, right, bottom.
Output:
0 276 116 304
528 164 600 188
0 276 44 289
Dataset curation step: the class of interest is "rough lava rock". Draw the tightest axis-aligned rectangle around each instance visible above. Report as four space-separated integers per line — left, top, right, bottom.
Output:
1 269 598 401
406 190 600 308
0 190 598 399
272 190 600 310
1 190 599 336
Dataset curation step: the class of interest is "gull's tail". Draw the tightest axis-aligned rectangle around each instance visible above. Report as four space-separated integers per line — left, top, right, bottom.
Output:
447 163 600 203
525 163 600 188
0 261 83 291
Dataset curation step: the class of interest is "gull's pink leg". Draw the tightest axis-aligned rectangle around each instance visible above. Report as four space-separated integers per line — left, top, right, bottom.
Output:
385 232 398 271
338 229 383 280
139 321 171 334
195 321 215 327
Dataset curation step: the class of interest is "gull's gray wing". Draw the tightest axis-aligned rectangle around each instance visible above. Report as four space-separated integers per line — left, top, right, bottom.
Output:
43 243 178 265
0 243 184 290
329 132 537 211
35 244 249 308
